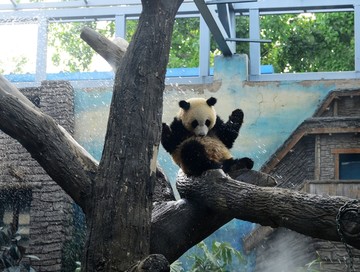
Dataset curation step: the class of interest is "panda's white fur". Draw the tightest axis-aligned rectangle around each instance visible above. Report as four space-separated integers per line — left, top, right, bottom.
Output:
161 97 253 176
176 97 216 136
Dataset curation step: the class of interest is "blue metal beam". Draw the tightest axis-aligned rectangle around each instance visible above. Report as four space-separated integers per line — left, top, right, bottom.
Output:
249 8 260 76
194 0 235 56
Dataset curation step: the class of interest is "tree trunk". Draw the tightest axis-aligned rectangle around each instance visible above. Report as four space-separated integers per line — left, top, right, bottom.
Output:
1 1 360 271
82 1 183 271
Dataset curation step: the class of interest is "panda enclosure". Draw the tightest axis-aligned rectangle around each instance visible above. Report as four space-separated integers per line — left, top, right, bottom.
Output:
0 0 360 271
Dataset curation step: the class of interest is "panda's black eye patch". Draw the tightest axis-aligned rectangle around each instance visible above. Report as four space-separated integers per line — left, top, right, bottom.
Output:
191 120 199 128
205 119 211 127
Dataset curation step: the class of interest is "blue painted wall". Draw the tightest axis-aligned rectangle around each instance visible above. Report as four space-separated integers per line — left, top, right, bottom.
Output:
72 54 360 271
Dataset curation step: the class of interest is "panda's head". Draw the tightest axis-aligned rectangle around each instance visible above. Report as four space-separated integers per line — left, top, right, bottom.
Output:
177 97 217 136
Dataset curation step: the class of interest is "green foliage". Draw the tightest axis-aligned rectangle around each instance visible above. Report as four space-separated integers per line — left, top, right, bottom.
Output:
125 18 202 68
11 56 28 74
125 20 138 42
168 18 200 68
187 241 246 272
170 260 184 272
294 256 322 272
48 21 115 72
47 11 354 73
235 16 250 55
0 226 39 272
260 12 354 72
74 261 81 272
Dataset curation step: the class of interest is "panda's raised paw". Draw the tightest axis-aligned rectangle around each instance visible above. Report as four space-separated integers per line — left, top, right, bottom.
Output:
229 109 244 123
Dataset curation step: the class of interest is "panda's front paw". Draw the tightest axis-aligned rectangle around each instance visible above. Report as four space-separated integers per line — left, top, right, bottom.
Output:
162 123 171 137
229 109 244 124
161 123 171 141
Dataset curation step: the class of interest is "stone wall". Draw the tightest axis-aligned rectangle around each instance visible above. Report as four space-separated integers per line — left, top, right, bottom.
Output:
321 95 360 117
267 136 315 189
319 133 360 180
0 81 75 272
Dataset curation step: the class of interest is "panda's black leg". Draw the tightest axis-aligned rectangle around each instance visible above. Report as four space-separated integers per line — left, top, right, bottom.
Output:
222 157 254 173
181 140 221 176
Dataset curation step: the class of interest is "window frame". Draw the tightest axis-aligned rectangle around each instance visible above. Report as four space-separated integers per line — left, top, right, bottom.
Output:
332 148 360 179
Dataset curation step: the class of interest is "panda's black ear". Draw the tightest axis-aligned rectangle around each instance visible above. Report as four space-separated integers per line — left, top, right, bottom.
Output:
179 100 190 110
207 97 217 106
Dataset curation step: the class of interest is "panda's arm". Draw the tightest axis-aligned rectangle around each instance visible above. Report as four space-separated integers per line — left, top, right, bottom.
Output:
213 109 244 149
161 118 190 154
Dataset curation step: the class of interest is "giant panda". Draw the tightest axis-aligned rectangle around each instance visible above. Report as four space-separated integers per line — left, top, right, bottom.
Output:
161 97 253 176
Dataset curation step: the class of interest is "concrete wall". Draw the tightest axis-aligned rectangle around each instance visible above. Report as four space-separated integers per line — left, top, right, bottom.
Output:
74 54 360 185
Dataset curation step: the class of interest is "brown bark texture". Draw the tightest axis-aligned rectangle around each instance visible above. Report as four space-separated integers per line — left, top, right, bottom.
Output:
1 0 360 271
82 0 183 271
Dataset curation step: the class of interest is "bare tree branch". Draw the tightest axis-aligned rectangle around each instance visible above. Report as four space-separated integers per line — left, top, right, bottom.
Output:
80 26 128 70
151 169 276 263
0 75 96 212
176 169 360 250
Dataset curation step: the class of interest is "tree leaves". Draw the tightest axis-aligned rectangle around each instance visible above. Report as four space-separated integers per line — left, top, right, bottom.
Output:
260 12 354 73
187 241 246 272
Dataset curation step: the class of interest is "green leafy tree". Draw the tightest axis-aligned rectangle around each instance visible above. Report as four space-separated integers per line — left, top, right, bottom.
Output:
260 12 354 72
235 15 250 55
0 225 39 271
168 17 200 68
48 21 115 72
126 18 202 68
46 11 354 73
187 241 246 272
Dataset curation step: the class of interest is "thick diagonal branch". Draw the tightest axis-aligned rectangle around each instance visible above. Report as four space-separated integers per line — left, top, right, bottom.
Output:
176 170 360 250
80 26 128 70
0 75 96 212
150 169 277 263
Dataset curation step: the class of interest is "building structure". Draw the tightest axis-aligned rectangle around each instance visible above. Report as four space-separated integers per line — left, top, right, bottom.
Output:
0 81 76 271
244 89 360 272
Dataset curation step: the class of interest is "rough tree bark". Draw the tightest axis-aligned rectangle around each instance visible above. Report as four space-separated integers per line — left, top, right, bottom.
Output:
82 1 183 271
1 0 360 271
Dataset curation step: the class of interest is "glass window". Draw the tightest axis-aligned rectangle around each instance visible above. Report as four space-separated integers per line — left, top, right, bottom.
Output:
0 23 38 74
339 153 360 180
